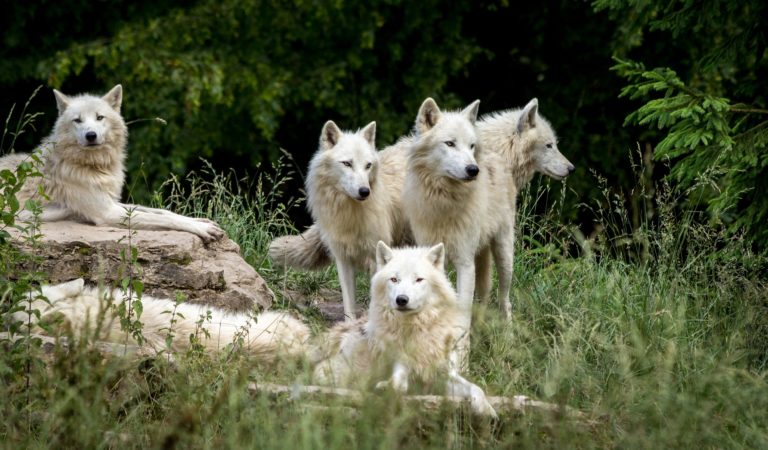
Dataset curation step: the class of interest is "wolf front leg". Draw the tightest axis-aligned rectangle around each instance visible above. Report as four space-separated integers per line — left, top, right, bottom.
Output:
95 203 223 242
18 204 74 223
375 361 410 393
446 353 497 418
491 225 515 320
335 258 358 321
453 256 476 369
474 246 493 303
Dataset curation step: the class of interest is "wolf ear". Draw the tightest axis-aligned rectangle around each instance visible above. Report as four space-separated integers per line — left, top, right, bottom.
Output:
320 120 343 151
426 243 445 269
56 278 85 298
517 98 538 134
53 89 70 114
102 85 123 112
376 241 394 269
461 100 481 125
416 98 441 134
360 121 376 147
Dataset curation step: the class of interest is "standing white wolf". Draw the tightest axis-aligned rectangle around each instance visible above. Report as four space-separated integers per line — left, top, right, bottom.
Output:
312 242 497 417
13 279 310 363
474 98 575 308
401 98 516 327
0 85 224 242
271 120 408 320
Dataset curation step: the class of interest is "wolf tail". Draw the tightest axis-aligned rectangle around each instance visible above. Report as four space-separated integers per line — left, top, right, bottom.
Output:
268 225 333 270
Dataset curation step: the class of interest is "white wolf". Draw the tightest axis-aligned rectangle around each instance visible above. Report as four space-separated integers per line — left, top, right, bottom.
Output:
312 242 497 417
474 98 575 306
0 85 224 242
270 120 408 320
269 99 574 317
12 278 310 363
401 98 516 328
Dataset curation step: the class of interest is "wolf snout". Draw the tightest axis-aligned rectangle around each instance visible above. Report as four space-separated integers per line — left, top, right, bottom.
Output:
358 187 370 199
85 131 98 143
465 164 479 179
568 164 576 175
395 295 409 307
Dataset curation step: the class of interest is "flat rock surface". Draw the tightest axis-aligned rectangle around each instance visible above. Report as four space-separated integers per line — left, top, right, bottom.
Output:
8 221 274 311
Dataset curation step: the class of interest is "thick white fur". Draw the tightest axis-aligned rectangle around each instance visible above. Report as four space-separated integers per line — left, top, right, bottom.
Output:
401 98 515 332
271 100 573 318
474 98 575 309
312 242 496 417
299 120 408 320
0 85 224 242
12 279 310 363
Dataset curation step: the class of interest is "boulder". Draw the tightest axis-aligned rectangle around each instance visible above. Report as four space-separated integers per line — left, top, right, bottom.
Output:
9 221 273 311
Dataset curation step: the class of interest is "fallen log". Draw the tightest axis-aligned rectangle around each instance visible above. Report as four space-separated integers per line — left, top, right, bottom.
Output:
248 382 594 423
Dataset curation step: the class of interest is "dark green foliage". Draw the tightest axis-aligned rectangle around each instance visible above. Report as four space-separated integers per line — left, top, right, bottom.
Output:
596 0 768 245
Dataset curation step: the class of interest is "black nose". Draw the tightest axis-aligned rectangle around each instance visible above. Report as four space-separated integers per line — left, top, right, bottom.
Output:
358 187 370 198
465 164 479 178
395 295 409 306
85 131 97 142
568 164 576 175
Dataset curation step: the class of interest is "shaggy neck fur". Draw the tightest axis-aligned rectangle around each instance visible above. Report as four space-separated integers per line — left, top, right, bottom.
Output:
307 161 388 235
43 113 128 202
479 110 538 191
366 272 463 380
405 133 482 211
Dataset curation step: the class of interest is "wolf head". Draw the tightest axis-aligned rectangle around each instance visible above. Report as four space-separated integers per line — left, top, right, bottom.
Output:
52 85 126 150
412 98 481 182
371 241 454 315
515 98 574 180
308 120 378 202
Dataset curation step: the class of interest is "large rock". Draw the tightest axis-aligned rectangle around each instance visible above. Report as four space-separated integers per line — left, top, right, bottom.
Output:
9 221 274 311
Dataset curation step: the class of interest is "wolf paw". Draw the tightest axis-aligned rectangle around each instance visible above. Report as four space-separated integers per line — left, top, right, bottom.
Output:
375 379 408 393
195 221 225 242
471 395 498 419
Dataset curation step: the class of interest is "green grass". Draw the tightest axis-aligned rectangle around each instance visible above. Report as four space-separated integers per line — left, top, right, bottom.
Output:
1 160 767 449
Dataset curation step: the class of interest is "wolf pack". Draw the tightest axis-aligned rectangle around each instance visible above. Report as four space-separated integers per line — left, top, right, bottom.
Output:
2 85 574 417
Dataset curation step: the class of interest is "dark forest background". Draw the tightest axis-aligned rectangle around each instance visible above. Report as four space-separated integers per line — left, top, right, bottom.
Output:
2 0 766 245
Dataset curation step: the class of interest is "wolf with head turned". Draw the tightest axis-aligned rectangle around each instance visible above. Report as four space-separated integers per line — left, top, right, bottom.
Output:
312 242 497 417
473 98 575 312
0 85 223 242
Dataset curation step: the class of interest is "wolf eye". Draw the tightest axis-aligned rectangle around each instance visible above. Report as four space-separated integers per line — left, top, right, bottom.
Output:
365 162 372 169
341 161 352 167
415 277 424 283
546 143 553 149
96 115 104 121
470 143 476 150
73 118 82 124
444 141 455 148
389 276 398 283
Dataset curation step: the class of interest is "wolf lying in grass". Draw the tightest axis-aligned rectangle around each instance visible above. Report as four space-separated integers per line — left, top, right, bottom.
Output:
12 279 310 364
311 242 497 417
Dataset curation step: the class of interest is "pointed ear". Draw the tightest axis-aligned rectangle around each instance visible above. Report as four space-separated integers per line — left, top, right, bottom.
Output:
517 98 538 134
426 243 445 269
461 100 481 125
416 98 441 134
376 241 394 269
320 120 343 151
53 89 70 114
102 84 123 112
58 278 85 297
360 121 376 147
